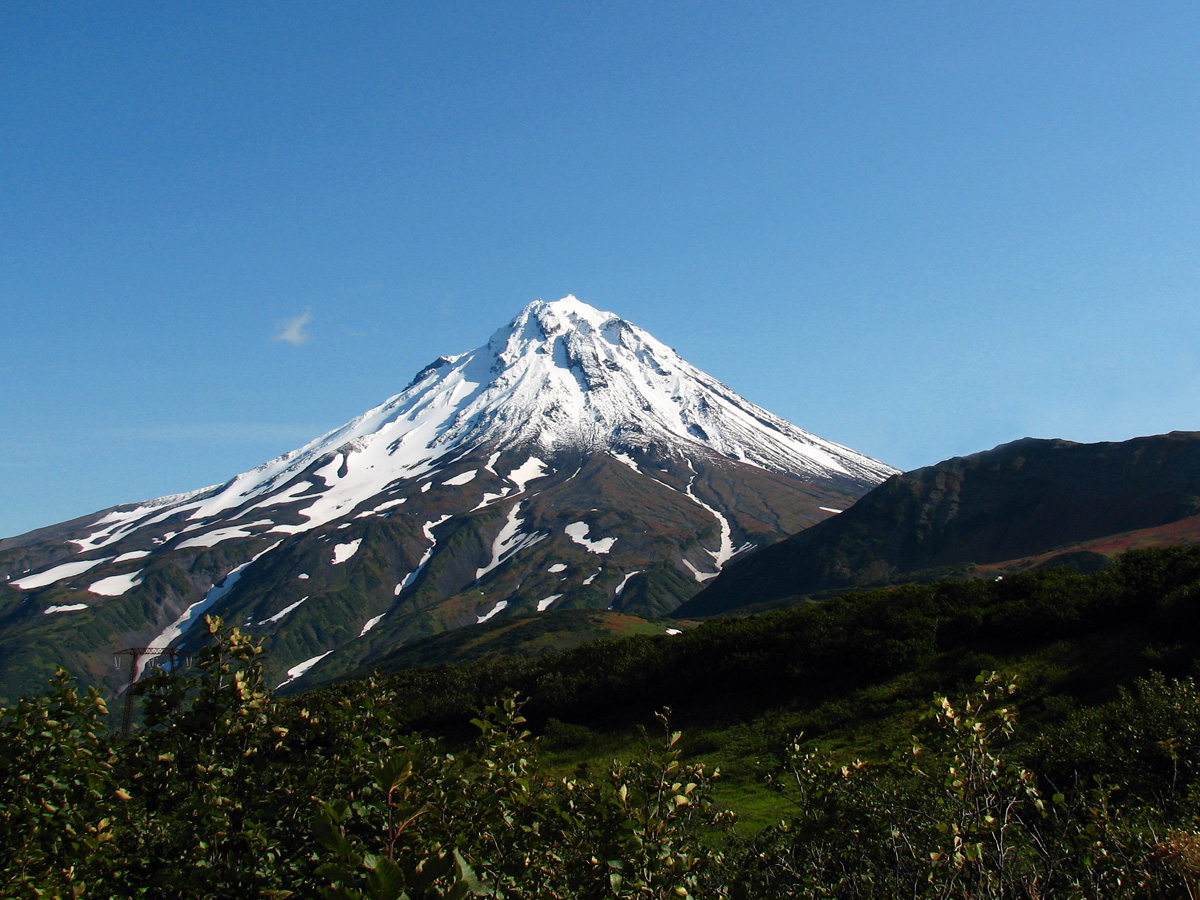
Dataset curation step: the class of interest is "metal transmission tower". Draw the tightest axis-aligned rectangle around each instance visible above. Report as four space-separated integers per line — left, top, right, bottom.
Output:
113 646 181 736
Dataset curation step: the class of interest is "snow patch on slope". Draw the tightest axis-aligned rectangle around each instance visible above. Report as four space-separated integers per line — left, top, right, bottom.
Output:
359 614 385 636
614 570 642 600
13 557 115 590
276 651 334 689
682 477 736 569
88 571 144 597
682 559 719 583
476 600 508 623
422 516 451 539
258 597 308 625
508 457 548 492
611 451 641 473
137 542 280 679
473 489 513 510
331 539 362 565
396 516 453 594
176 520 274 550
114 550 152 563
476 502 546 581
565 522 616 554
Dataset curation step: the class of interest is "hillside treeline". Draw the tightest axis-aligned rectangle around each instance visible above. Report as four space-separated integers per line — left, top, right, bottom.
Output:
337 545 1200 737
7 547 1200 897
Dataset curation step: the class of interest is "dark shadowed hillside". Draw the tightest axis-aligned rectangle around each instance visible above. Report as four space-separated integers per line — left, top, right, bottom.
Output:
677 431 1200 617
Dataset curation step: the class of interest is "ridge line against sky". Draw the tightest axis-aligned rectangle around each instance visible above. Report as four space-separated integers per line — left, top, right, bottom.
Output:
2 2 1199 539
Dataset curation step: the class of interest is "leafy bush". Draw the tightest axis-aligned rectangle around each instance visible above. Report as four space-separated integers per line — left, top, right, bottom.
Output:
313 700 731 899
9 546 1200 897
0 669 122 899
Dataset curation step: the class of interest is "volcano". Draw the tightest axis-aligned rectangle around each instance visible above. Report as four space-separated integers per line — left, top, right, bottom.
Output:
0 297 896 699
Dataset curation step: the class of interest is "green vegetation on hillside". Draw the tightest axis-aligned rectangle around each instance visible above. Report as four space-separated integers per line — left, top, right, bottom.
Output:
8 546 1200 897
328 546 1200 742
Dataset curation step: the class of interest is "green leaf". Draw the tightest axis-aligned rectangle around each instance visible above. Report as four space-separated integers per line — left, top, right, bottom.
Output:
453 849 490 896
378 757 413 795
366 855 406 900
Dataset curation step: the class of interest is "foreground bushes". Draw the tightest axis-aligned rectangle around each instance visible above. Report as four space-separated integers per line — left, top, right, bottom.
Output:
736 672 1200 898
1 618 729 899
5 617 1200 898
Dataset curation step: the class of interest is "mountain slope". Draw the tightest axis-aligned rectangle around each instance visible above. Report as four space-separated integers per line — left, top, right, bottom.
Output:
0 297 894 701
676 431 1200 617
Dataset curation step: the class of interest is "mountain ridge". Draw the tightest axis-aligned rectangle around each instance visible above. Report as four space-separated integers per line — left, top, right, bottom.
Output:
676 430 1200 617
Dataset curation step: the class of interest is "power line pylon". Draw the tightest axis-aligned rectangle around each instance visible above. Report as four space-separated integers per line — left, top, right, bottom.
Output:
113 647 180 736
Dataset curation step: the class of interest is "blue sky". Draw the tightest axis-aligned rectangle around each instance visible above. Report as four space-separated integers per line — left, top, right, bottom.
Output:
3 2 1199 538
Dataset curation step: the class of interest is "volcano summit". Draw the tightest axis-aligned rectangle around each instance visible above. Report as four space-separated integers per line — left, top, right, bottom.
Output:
0 297 897 699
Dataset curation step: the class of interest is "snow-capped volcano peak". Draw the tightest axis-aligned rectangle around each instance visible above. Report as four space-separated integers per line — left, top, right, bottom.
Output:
437 295 890 482
494 295 615 350
1 295 898 702
68 296 892 543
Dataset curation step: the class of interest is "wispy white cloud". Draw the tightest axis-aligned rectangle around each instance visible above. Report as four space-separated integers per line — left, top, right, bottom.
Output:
274 310 312 345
